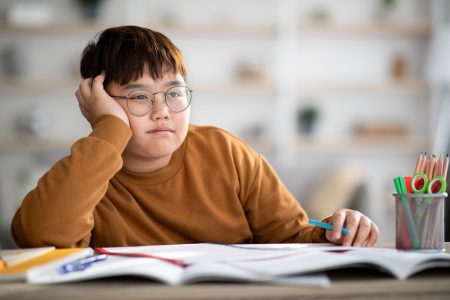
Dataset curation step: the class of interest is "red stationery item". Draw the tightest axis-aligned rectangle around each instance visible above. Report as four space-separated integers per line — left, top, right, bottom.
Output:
404 176 412 194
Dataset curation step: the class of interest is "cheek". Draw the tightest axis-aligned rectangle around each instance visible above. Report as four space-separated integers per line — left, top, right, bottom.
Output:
117 100 132 118
176 110 190 135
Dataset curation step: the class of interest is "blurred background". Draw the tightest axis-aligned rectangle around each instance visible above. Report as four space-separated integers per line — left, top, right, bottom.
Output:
0 0 449 248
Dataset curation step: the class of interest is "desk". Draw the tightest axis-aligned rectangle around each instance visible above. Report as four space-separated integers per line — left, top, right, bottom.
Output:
1 244 450 300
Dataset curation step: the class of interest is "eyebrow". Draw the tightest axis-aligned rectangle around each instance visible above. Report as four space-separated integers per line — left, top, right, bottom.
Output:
123 80 185 90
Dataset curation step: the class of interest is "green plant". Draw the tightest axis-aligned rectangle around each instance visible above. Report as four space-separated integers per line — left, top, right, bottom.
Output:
75 0 104 20
382 0 397 8
76 0 104 5
297 105 319 135
298 106 319 122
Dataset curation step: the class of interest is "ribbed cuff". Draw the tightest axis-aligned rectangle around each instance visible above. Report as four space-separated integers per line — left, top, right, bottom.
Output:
89 115 132 154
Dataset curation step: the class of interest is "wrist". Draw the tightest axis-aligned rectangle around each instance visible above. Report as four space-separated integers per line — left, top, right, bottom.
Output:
90 115 132 153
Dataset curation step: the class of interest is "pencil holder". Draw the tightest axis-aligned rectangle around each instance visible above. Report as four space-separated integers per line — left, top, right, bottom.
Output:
394 193 447 252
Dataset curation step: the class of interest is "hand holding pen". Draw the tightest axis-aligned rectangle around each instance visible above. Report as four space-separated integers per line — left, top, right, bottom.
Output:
311 209 379 247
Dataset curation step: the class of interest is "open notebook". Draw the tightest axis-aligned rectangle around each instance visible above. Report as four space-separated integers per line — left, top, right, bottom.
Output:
25 243 450 285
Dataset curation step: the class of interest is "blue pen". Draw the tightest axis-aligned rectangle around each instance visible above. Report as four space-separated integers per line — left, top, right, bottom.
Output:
59 254 107 274
309 219 350 235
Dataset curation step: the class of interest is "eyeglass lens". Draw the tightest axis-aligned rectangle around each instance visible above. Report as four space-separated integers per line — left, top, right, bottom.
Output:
126 86 191 116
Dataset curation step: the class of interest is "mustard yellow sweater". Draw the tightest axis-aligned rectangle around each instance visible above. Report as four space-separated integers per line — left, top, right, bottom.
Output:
11 115 327 248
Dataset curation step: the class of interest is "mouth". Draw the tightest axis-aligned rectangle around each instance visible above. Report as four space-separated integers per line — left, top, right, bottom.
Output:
147 127 174 135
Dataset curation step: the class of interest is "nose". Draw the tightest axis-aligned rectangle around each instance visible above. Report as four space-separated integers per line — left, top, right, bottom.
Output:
149 93 170 120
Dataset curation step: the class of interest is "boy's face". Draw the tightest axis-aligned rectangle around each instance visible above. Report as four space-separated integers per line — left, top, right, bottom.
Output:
106 71 190 169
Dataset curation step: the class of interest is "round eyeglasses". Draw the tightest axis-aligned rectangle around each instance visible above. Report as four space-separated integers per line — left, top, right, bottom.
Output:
110 85 193 117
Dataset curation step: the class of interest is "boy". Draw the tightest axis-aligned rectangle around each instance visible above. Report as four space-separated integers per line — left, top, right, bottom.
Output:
11 26 378 248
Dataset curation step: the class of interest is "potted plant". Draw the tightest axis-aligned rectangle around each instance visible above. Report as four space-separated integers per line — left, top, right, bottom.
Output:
75 0 104 20
297 105 319 135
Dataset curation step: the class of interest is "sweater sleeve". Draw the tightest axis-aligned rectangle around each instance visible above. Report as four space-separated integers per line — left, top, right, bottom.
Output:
11 115 132 248
242 155 329 243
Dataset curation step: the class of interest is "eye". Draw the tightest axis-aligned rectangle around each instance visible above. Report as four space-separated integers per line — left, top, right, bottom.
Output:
168 91 181 98
129 94 149 100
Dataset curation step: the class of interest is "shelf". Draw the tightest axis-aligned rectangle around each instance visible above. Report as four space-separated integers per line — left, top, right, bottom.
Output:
296 79 429 96
0 77 80 94
0 21 276 37
0 21 107 36
0 76 277 97
0 137 72 153
296 135 428 155
297 21 430 37
1 20 428 38
0 76 428 97
194 80 276 97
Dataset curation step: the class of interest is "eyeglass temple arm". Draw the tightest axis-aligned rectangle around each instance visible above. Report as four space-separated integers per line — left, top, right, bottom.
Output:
110 95 128 100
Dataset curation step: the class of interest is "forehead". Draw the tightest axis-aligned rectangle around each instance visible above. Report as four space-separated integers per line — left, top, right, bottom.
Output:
108 72 185 93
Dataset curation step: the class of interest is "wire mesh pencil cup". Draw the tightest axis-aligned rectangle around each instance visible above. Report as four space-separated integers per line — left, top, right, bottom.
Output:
394 193 447 252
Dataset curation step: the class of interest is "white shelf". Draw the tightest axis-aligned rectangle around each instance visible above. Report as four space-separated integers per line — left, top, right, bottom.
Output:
0 76 276 97
0 77 80 93
296 79 429 96
296 135 428 155
297 21 430 37
0 76 427 97
0 137 72 153
0 20 429 37
194 80 276 97
0 21 276 37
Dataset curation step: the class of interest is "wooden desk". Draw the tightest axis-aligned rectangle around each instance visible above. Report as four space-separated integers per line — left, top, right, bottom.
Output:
1 245 450 300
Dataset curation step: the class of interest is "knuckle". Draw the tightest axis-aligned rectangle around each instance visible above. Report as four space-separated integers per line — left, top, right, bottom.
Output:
360 218 371 228
333 210 346 218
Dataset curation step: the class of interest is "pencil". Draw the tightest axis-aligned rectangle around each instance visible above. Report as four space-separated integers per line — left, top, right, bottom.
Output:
432 154 439 179
444 154 449 179
420 153 428 173
414 152 423 175
426 154 436 181
437 154 443 177
0 245 5 270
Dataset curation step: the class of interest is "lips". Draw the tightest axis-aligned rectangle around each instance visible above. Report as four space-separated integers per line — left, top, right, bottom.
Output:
147 127 174 134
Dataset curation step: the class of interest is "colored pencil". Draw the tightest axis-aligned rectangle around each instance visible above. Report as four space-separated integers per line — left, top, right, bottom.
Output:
414 152 423 175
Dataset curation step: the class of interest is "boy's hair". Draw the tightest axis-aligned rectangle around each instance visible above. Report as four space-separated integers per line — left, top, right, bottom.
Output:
80 26 186 86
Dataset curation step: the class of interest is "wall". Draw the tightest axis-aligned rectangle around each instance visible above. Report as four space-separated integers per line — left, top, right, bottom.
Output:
0 0 444 247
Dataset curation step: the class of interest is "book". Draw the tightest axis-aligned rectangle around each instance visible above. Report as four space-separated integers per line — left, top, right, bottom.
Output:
0 247 90 282
26 243 450 285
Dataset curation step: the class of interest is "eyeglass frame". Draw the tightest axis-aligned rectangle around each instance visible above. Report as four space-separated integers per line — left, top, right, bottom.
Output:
109 85 193 116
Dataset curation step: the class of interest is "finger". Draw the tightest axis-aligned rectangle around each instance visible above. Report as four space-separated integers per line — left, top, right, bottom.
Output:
330 210 346 241
79 78 93 100
366 223 379 247
75 88 82 103
352 217 372 247
92 71 106 94
341 212 361 247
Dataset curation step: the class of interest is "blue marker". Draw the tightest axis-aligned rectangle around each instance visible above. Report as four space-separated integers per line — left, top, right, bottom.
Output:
309 219 350 235
59 254 107 274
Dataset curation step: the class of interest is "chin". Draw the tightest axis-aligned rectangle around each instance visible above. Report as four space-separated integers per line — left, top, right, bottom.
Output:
143 143 179 158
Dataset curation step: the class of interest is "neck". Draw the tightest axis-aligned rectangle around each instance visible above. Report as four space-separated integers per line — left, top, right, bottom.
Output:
122 153 172 173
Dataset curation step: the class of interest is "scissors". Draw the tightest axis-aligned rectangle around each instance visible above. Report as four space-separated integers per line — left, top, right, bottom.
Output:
411 173 446 194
